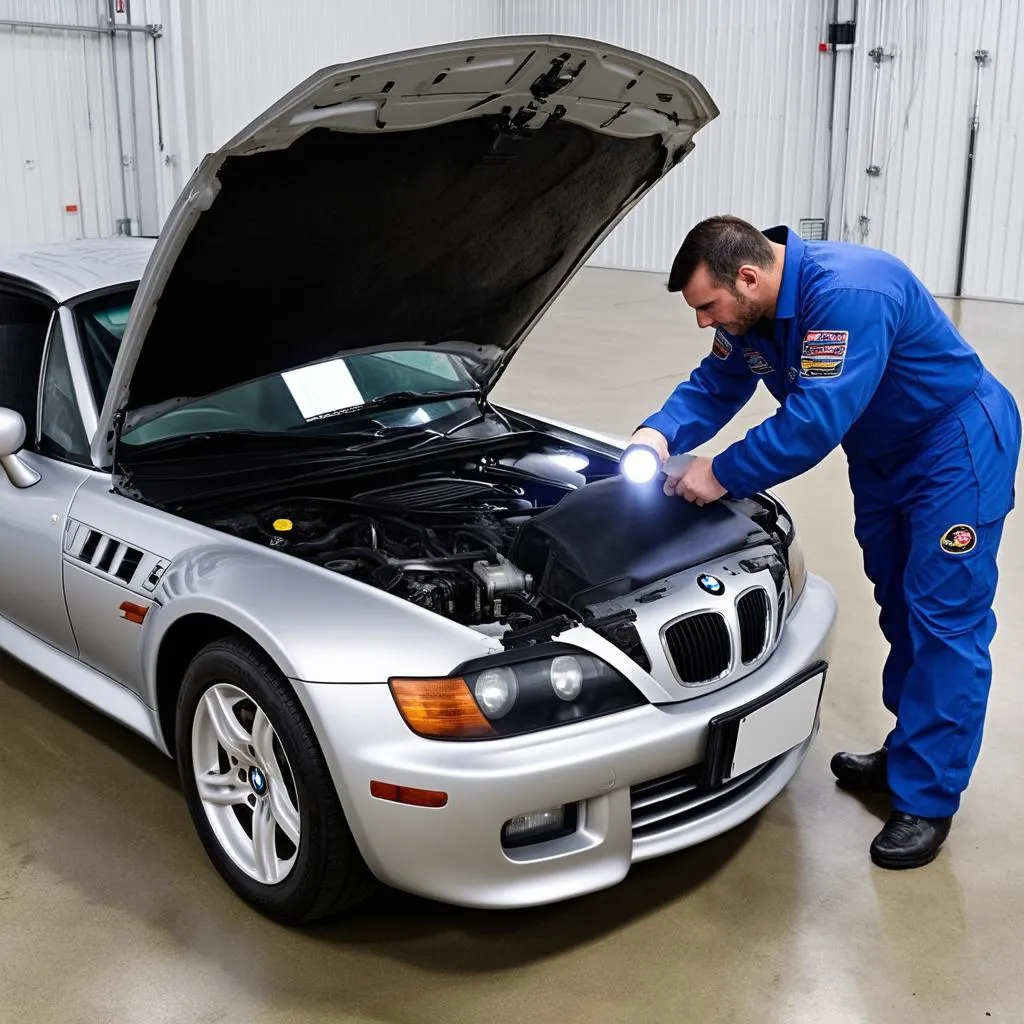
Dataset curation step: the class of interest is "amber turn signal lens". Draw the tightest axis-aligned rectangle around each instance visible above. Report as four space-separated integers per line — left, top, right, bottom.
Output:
388 677 495 739
370 781 449 808
118 601 150 625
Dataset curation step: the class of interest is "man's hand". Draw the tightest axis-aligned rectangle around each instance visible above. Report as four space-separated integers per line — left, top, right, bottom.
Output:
629 427 670 463
664 455 727 506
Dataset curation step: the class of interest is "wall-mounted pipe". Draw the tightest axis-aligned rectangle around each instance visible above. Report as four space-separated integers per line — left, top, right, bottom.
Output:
825 0 839 237
858 0 892 243
954 49 990 298
0 17 160 37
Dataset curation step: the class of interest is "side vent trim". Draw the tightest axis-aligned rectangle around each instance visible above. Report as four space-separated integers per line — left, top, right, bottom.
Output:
79 530 102 562
115 547 144 584
65 520 150 588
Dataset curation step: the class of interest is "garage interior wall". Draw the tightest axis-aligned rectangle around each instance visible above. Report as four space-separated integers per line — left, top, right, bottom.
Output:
162 0 503 192
499 0 1024 303
2 0 1021 302
831 0 1024 301
500 0 833 277
0 0 502 245
0 0 153 243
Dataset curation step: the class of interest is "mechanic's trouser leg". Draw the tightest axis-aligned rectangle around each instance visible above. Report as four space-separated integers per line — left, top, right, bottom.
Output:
849 375 1019 819
880 380 1018 818
890 514 1004 818
850 486 912 719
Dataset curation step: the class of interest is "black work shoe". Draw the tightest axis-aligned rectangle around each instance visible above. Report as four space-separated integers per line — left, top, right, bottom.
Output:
870 812 952 869
830 748 889 792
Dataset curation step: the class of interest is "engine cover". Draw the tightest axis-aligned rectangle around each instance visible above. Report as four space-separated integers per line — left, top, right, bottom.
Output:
509 476 770 609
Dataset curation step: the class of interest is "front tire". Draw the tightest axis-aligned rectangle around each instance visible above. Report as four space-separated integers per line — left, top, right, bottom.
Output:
175 636 375 924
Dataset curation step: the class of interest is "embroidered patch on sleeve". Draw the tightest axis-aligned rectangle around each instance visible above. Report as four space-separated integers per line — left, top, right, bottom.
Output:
711 329 733 360
940 524 977 554
801 330 849 378
743 349 773 374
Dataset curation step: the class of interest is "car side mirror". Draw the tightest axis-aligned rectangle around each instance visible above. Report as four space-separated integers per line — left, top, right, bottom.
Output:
0 408 41 488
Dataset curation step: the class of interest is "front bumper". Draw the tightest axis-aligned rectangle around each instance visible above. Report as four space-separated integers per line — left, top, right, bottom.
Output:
293 572 837 909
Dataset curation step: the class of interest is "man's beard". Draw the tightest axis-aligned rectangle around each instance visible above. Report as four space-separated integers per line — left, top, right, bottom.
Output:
729 292 762 335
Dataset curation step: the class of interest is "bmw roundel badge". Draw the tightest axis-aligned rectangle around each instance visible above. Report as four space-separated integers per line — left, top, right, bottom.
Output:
249 766 268 795
697 573 724 596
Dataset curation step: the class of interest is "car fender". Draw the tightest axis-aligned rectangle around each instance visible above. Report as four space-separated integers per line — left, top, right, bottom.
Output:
139 543 499 703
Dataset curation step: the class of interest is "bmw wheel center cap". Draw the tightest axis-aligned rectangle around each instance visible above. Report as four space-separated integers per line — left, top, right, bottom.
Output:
697 573 724 596
249 766 268 795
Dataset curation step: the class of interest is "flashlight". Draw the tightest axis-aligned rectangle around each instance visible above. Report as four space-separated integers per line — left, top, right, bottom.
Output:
619 444 662 484
620 448 697 487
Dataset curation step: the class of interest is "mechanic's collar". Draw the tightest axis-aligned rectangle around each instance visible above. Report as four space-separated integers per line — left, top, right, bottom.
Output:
763 224 803 320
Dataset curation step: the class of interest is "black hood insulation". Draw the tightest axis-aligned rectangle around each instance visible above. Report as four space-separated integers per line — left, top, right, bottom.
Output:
126 117 666 412
510 477 772 610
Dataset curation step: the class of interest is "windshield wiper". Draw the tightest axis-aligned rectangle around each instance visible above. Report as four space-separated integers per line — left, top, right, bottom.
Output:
120 428 384 460
120 408 468 459
302 388 481 425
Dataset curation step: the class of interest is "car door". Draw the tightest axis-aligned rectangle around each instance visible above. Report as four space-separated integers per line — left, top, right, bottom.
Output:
0 286 91 656
57 287 158 696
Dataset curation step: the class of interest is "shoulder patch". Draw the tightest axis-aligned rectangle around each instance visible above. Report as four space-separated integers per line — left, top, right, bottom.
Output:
711 330 733 360
940 524 977 555
801 330 848 379
743 349 773 375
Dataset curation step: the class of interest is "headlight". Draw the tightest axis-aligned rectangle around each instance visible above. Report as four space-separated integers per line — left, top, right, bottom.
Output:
550 655 584 701
474 667 518 719
761 490 808 610
787 527 808 605
389 643 646 740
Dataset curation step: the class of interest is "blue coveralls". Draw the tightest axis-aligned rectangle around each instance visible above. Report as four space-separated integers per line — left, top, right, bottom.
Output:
643 225 1021 819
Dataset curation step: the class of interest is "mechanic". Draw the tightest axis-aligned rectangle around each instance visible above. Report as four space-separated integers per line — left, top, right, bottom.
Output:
632 215 1020 869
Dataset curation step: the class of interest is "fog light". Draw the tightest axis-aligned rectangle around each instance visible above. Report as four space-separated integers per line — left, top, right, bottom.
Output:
550 655 583 701
474 666 518 719
620 443 661 484
501 804 578 848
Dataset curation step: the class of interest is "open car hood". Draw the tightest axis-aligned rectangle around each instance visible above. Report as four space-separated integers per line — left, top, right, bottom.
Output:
92 35 717 464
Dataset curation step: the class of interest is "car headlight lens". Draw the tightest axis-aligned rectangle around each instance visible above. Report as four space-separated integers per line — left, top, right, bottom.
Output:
761 490 808 613
389 643 646 740
550 655 584 701
474 667 518 719
787 527 807 605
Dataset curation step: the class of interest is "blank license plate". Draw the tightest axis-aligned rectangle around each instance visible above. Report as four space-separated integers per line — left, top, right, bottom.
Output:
704 663 827 787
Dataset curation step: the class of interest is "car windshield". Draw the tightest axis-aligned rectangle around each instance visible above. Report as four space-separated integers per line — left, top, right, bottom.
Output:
74 290 481 447
75 289 134 405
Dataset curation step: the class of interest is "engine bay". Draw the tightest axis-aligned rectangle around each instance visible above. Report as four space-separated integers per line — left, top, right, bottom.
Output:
199 434 794 652
210 471 546 627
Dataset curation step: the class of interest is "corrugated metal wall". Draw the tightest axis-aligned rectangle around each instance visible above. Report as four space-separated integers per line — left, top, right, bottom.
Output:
500 0 1024 301
835 0 1024 301
0 0 501 248
498 0 833 273
3 1 1022 301
962 0 1024 301
0 0 124 244
172 0 502 169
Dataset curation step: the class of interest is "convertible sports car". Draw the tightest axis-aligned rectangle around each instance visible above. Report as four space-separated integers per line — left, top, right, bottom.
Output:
0 36 836 923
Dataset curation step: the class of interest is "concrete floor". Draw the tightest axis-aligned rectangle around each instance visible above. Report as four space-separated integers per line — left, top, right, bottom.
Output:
2 267 1023 1024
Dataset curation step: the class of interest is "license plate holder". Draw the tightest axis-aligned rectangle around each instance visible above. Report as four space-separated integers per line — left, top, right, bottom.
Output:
703 661 827 788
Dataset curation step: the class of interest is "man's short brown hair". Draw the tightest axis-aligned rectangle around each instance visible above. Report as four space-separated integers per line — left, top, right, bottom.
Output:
667 216 774 293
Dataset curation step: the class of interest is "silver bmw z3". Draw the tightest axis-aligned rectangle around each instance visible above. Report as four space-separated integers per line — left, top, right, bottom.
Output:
0 36 836 923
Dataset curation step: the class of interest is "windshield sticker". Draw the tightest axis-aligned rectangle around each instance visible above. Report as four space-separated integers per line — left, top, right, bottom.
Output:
282 360 364 420
801 331 848 379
